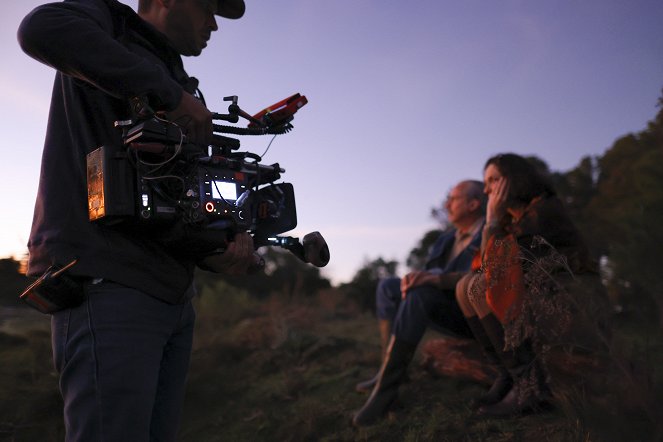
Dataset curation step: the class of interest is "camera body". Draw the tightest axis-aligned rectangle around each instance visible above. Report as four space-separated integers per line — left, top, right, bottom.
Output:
86 95 306 258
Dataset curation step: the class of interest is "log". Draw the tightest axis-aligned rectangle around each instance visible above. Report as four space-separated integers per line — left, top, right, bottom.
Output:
420 336 606 386
420 337 498 385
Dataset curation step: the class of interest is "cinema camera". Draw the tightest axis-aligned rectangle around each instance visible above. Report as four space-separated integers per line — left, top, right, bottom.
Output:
86 93 330 270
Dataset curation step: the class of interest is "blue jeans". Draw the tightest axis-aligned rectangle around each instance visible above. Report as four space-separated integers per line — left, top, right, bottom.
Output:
375 277 472 345
51 280 195 442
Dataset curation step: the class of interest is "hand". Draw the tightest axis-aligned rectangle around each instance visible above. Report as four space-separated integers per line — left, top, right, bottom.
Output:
198 232 260 275
486 177 509 224
400 271 439 299
166 91 213 146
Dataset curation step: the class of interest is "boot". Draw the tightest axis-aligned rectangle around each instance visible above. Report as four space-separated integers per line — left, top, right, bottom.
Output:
352 336 417 427
477 375 551 417
464 315 512 408
476 314 551 417
355 319 391 393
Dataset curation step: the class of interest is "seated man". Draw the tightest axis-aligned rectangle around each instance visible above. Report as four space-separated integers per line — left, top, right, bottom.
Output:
352 180 485 426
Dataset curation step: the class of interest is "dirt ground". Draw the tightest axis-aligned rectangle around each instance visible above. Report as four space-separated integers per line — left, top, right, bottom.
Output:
2 288 662 441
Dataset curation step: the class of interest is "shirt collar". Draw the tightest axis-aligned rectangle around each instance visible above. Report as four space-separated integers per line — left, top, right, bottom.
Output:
455 217 484 241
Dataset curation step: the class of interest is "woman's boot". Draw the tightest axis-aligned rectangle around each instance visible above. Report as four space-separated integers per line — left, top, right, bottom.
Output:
477 371 551 417
476 314 551 417
464 315 513 408
352 336 417 427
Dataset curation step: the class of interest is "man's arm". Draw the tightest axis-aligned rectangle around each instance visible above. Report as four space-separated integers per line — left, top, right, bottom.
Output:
197 232 261 275
17 0 182 110
400 270 465 298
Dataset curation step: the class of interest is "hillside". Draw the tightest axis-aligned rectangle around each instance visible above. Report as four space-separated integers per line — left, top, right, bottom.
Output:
2 283 662 441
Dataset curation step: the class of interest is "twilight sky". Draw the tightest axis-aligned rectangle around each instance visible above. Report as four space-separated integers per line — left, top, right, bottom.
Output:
1 0 662 284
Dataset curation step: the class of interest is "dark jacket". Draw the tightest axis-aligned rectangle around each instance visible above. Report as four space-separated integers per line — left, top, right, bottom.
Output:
425 223 483 274
508 195 595 274
18 0 199 304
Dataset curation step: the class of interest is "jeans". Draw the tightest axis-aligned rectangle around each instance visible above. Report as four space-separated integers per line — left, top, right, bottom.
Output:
375 277 472 345
51 280 195 442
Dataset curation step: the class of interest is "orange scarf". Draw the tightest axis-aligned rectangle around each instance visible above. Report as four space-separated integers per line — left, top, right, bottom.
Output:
484 233 524 322
482 200 538 323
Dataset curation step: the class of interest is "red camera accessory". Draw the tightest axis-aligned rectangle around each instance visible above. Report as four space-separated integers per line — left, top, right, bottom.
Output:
248 93 308 128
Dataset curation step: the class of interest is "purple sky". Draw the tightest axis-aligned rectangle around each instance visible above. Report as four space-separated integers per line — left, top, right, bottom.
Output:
2 0 662 284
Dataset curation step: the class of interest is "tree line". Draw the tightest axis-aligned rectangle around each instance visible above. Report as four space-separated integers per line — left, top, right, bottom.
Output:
344 92 663 327
2 92 662 328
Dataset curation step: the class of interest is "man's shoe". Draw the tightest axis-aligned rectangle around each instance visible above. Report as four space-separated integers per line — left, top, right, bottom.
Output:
355 373 378 393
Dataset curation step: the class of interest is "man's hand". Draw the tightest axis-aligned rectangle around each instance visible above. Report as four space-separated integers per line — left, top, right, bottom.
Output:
400 271 439 299
166 91 213 146
198 232 261 275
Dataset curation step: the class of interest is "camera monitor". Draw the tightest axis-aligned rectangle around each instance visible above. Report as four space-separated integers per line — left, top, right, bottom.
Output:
211 180 237 202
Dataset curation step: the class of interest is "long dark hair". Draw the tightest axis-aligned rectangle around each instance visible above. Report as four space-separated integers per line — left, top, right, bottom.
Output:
484 153 556 208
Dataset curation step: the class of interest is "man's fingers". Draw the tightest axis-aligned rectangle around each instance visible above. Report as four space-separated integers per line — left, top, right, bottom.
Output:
168 91 213 146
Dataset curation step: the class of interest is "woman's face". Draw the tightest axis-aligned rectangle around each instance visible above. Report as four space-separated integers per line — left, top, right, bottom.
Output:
483 163 503 196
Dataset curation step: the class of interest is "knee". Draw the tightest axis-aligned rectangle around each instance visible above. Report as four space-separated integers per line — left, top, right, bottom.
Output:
454 275 470 307
455 273 483 315
464 274 490 315
376 277 401 318
376 277 401 301
401 286 440 315
376 277 393 293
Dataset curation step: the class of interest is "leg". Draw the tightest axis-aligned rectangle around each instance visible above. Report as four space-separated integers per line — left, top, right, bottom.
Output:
352 335 417 427
375 277 402 356
458 276 550 417
397 286 473 341
52 281 195 442
356 277 401 393
353 284 462 425
455 273 512 407
474 314 551 417
149 300 195 441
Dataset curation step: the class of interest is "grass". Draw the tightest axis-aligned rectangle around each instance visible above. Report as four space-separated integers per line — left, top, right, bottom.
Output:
1 286 662 441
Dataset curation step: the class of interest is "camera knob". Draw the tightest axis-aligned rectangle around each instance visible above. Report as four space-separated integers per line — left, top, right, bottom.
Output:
302 231 330 267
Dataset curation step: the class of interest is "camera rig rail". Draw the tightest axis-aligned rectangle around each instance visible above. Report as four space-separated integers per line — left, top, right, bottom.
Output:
86 93 329 268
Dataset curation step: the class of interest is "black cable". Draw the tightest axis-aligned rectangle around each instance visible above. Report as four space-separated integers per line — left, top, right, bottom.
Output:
260 134 278 159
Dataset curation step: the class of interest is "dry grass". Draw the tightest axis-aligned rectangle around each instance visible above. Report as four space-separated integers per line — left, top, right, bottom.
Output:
1 286 662 441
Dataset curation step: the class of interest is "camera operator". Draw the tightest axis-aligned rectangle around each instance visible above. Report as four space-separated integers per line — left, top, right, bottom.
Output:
18 0 252 440
352 180 486 426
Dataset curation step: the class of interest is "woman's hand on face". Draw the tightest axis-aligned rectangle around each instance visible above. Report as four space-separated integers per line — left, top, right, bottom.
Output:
487 178 509 224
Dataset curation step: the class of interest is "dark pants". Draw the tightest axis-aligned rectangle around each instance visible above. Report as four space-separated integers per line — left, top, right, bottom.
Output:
51 280 195 442
375 277 472 345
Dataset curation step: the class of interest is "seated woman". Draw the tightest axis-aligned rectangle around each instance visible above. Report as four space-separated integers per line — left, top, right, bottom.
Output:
456 153 610 417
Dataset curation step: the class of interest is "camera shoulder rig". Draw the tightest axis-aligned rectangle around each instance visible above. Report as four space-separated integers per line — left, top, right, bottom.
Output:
86 93 329 269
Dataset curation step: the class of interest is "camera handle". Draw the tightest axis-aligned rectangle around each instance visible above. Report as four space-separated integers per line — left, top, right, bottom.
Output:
212 95 263 127
267 232 330 268
212 95 290 136
211 95 239 123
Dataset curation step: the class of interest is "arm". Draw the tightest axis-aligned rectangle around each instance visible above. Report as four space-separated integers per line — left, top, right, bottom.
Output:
18 1 213 146
400 270 464 299
481 177 509 256
17 0 182 110
197 232 262 275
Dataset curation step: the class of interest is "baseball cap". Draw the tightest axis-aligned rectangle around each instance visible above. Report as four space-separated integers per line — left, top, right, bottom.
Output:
216 0 245 19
